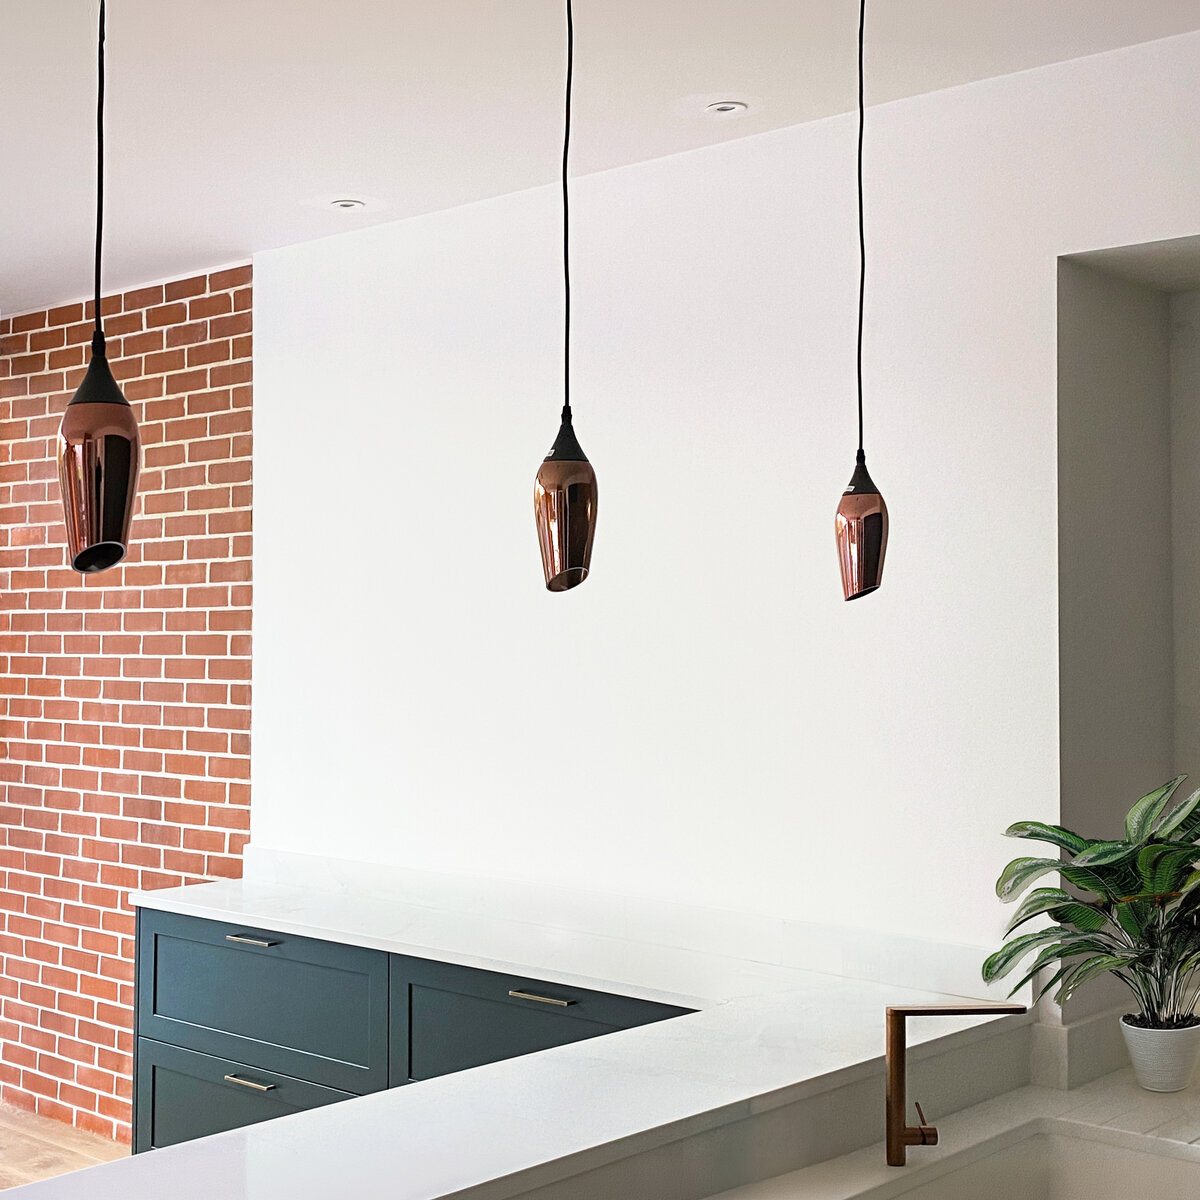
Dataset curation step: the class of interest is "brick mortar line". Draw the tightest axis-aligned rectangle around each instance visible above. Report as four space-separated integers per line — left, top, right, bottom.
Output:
5 373 253 394
2 823 246 833
5 656 254 666
8 350 254 375
1 601 254 607
0 276 252 324
0 544 254 551
4 514 255 523
1 808 250 820
5 727 250 735
3 738 249 747
3 772 251 784
4 348 254 369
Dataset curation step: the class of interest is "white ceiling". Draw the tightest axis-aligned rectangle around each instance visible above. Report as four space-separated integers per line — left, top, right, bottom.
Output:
3 0 1199 315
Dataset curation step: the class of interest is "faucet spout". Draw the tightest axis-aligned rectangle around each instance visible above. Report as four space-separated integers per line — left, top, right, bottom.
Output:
885 1003 1025 1166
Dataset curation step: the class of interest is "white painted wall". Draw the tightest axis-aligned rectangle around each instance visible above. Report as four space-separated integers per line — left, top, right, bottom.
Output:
252 33 1200 948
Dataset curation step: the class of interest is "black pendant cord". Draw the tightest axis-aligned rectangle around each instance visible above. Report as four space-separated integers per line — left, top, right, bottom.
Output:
855 0 865 459
560 0 573 424
94 0 107 348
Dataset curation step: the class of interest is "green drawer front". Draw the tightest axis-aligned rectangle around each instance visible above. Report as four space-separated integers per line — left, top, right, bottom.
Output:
136 909 389 1095
391 955 691 1082
134 1038 354 1152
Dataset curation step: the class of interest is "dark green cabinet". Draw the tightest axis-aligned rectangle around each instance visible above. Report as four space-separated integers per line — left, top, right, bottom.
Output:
392 955 691 1083
133 908 692 1154
135 1039 354 1151
136 909 389 1095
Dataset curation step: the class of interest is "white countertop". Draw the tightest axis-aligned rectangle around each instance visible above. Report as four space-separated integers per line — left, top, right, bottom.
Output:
10 877 1027 1200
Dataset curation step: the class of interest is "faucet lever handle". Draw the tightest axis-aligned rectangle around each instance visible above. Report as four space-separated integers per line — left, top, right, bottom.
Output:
913 1100 938 1147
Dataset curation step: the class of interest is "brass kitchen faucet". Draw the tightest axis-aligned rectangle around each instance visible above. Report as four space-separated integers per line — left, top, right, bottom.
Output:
885 1003 1026 1166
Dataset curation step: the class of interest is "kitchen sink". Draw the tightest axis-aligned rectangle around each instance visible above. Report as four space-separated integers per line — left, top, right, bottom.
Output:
856 1121 1200 1199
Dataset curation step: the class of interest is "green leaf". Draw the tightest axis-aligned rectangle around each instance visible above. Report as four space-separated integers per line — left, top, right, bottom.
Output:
996 858 1064 901
1115 900 1152 941
1055 955 1129 1005
1075 841 1139 868
1163 927 1200 967
989 943 1066 999
982 926 1071 982
1004 887 1077 934
1052 931 1134 957
1154 784 1200 839
1009 944 1085 998
985 941 1064 997
1152 848 1200 894
1003 893 1107 935
1136 843 1174 886
1178 870 1200 901
1051 902 1109 932
1030 962 1073 1007
1004 822 1092 856
1059 863 1123 899
1126 777 1186 843
1168 800 1200 846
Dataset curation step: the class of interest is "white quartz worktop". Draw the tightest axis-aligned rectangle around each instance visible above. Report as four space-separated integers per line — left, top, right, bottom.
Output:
11 875 1029 1200
123 874 1002 1012
130 875 741 1010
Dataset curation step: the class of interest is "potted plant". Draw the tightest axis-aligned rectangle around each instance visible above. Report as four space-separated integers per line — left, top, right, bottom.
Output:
983 775 1200 1091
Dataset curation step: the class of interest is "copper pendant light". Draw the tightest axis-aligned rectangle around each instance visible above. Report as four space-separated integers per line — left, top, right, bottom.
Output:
835 0 888 601
57 0 141 574
534 0 596 592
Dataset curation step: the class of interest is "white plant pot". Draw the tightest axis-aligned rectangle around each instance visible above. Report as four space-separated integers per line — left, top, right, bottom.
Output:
1120 1016 1200 1092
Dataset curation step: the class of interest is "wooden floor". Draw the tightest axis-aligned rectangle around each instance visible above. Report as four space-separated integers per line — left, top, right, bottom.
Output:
0 1106 127 1191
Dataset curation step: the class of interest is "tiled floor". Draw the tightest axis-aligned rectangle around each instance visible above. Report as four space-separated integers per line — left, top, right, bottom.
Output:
0 1106 127 1191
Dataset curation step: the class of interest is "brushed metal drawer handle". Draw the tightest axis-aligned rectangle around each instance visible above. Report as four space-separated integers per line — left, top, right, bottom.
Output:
508 989 575 1007
225 934 280 948
224 1074 276 1093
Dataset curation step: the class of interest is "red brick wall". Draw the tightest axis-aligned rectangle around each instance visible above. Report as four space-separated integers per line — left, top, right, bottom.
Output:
0 266 253 1142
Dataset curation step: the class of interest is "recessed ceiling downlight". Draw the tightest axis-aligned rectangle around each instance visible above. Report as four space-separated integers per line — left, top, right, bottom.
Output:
301 194 386 213
706 100 748 115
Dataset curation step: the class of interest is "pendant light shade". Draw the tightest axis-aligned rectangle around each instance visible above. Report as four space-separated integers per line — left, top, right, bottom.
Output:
58 0 140 574
534 0 596 592
535 409 596 591
835 0 887 601
836 450 888 600
58 335 140 573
